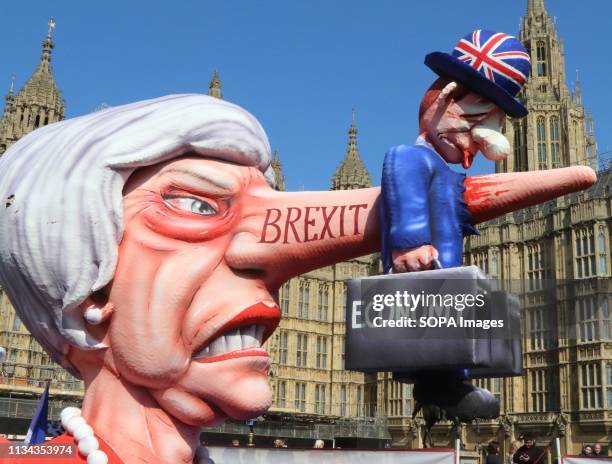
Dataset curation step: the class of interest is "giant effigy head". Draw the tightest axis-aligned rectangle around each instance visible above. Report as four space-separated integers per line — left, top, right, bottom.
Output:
0 94 387 462
0 95 366 421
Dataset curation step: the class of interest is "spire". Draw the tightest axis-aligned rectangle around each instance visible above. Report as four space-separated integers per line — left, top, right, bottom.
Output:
587 110 596 145
527 0 546 14
271 149 285 191
331 109 371 190
574 69 582 104
40 17 55 69
208 69 223 99
5 75 15 109
348 108 357 149
17 18 63 109
0 18 65 154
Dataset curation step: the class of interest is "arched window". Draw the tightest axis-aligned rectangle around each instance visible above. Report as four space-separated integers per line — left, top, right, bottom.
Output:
492 253 499 276
599 227 607 274
550 117 560 168
536 41 547 76
537 116 547 169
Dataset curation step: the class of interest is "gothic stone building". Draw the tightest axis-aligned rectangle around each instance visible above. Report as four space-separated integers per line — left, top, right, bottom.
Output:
263 0 611 457
1 2 611 457
461 0 611 458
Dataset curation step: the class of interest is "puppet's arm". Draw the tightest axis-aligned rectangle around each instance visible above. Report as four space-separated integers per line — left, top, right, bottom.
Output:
382 145 438 271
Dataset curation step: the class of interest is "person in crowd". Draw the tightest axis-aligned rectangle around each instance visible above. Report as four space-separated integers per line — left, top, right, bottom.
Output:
593 444 605 457
486 440 503 464
581 445 594 457
509 440 524 464
513 434 546 464
274 438 288 448
313 439 325 448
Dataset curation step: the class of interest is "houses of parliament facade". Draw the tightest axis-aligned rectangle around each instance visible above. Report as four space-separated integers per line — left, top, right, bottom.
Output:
0 0 610 458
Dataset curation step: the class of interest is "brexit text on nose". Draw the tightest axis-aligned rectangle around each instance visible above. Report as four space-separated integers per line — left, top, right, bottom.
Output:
258 204 368 244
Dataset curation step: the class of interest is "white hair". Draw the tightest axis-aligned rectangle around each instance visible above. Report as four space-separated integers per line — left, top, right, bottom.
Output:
0 94 273 375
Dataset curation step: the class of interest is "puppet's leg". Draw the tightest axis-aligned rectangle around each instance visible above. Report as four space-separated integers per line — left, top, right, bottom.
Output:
413 371 499 421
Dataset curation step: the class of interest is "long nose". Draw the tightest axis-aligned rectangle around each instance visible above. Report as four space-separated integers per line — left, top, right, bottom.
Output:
226 165 596 289
226 186 380 289
471 117 510 161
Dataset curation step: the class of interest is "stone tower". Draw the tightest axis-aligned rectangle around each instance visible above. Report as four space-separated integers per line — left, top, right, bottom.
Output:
498 0 597 173
463 1 611 456
208 69 223 99
271 149 285 191
0 18 65 155
331 110 372 190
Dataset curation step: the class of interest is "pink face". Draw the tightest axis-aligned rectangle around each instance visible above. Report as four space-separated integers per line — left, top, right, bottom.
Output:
421 83 508 169
105 156 282 426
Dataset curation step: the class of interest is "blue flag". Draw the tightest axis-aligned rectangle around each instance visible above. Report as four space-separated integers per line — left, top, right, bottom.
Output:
23 382 50 445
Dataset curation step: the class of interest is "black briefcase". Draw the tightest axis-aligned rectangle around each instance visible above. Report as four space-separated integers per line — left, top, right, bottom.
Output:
345 266 522 378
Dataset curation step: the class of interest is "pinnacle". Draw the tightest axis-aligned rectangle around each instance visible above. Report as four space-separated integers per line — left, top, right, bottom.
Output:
208 69 223 99
331 110 371 190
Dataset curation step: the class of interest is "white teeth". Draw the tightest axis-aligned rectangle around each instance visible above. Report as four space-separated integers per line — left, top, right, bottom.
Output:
193 325 265 360
226 329 243 352
209 336 226 356
242 327 258 349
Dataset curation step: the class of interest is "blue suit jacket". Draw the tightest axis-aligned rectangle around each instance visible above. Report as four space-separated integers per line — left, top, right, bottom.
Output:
379 143 478 272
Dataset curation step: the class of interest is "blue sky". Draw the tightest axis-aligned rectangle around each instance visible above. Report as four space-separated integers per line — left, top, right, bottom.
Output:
1 0 610 191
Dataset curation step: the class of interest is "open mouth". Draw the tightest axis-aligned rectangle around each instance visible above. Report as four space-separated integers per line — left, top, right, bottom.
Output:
192 302 280 363
193 325 266 361
439 133 476 169
462 149 475 169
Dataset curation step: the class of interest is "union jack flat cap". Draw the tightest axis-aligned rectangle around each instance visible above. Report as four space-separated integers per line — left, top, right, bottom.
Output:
425 30 531 117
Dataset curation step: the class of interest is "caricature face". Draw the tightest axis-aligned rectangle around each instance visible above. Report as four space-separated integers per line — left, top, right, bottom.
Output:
104 156 282 426
64 142 381 430
421 82 508 169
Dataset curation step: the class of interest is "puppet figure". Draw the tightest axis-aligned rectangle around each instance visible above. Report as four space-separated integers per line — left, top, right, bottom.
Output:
380 30 562 417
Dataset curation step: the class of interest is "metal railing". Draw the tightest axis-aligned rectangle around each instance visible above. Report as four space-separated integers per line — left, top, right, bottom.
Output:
0 374 83 393
205 415 391 440
0 397 81 420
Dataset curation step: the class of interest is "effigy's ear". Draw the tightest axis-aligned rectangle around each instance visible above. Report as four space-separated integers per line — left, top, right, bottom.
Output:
80 293 115 326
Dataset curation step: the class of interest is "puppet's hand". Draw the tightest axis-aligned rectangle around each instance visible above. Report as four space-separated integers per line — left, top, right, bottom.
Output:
392 245 438 272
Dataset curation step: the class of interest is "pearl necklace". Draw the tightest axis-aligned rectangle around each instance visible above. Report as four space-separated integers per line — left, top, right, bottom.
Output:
60 407 109 464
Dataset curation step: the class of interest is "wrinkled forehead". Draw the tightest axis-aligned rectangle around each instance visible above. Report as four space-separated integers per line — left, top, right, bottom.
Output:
125 155 262 195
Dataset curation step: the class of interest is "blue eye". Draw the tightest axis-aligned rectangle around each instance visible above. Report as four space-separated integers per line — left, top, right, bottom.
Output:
189 199 216 215
164 195 218 216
